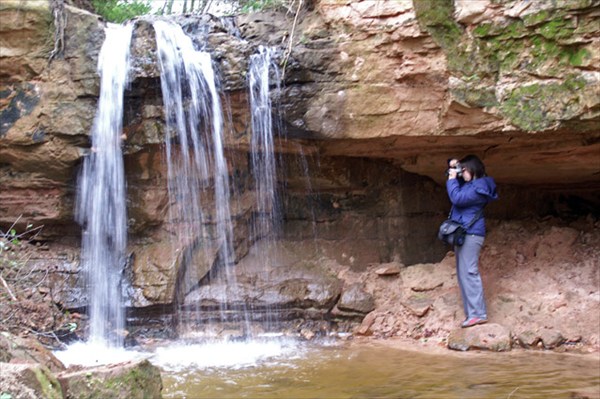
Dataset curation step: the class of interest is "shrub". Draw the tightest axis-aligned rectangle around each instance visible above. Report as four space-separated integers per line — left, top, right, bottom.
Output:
92 0 152 23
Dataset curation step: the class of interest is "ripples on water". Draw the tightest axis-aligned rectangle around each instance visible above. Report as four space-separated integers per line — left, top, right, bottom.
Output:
55 339 599 399
156 340 600 399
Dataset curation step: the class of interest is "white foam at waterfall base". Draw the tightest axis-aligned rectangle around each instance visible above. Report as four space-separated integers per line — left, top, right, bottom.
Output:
55 339 303 371
152 338 302 371
54 341 148 368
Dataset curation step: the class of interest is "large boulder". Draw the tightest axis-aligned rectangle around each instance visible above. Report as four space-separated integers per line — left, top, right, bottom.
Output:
57 359 163 399
0 363 63 399
0 331 65 373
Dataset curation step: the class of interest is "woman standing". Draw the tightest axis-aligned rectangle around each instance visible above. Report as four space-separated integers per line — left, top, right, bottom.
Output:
446 155 498 328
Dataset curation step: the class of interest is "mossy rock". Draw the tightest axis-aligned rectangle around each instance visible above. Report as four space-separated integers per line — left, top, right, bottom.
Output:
413 0 462 50
0 363 64 399
58 359 163 399
499 76 589 131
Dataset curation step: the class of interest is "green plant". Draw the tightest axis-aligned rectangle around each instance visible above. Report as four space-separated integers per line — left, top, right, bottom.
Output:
92 0 152 23
239 0 287 13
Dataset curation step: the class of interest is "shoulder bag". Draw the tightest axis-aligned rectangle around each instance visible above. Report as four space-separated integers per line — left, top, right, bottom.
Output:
437 209 483 247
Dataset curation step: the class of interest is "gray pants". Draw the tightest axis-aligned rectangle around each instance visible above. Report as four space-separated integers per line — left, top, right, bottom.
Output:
455 234 487 319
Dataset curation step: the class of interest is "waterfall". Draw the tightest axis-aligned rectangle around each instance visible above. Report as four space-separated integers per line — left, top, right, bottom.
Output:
248 46 282 329
249 46 282 241
76 23 133 347
153 21 236 332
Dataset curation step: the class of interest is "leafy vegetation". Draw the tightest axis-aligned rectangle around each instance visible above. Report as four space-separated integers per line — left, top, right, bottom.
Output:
239 0 288 13
91 0 152 23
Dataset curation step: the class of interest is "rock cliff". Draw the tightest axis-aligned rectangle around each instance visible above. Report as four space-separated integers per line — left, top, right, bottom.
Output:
0 0 598 339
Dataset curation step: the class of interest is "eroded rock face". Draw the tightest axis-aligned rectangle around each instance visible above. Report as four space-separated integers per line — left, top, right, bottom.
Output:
283 0 600 186
0 0 598 331
0 2 103 234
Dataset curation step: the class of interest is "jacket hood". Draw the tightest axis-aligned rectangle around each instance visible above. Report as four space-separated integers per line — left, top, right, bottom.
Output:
473 176 498 201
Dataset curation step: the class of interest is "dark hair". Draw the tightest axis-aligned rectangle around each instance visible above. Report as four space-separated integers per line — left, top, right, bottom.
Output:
459 154 486 179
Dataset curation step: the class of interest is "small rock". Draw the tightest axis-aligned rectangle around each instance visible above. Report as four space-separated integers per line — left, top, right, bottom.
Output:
540 328 565 349
337 283 375 314
300 328 315 340
355 311 377 336
374 263 402 276
401 294 432 317
448 323 512 352
517 330 540 348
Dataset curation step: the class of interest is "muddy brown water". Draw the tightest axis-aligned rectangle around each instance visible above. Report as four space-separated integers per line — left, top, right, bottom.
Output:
157 339 600 399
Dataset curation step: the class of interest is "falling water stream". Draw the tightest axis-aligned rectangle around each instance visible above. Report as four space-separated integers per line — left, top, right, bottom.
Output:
75 23 133 348
248 45 283 330
153 20 238 333
249 45 281 241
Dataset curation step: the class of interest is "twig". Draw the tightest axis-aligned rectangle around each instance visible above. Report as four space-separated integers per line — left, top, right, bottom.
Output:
281 0 303 82
14 225 44 241
26 328 67 349
0 273 17 301
2 215 22 238
14 253 35 281
507 387 520 399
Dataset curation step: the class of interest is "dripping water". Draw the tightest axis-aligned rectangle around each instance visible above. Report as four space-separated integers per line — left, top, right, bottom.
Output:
248 46 283 330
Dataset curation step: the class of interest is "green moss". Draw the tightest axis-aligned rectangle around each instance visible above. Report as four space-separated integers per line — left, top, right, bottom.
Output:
568 48 592 66
32 366 63 399
499 76 587 131
531 35 562 64
413 0 462 50
66 360 161 399
473 23 493 38
523 10 552 27
538 18 575 40
451 86 498 108
497 20 528 40
102 360 161 397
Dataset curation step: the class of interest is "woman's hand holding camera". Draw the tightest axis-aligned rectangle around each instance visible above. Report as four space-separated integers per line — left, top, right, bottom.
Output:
447 158 459 180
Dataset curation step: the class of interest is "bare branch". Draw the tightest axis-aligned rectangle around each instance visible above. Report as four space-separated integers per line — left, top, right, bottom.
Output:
281 0 303 82
1 273 17 301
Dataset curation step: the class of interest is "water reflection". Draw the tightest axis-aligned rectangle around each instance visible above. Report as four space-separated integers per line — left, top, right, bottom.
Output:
158 340 600 399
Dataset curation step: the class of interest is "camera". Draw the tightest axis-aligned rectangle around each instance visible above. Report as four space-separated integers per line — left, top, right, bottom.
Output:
446 162 462 178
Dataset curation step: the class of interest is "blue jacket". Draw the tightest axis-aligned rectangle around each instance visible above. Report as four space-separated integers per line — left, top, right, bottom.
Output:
446 176 498 237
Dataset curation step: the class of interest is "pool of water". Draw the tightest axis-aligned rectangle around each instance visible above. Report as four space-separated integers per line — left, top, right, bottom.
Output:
155 339 600 399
